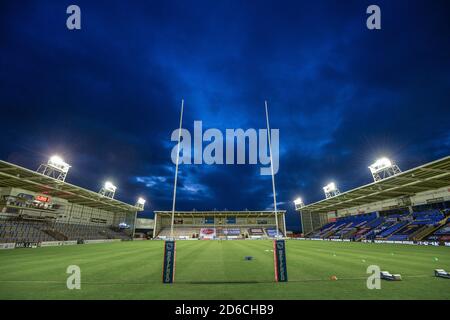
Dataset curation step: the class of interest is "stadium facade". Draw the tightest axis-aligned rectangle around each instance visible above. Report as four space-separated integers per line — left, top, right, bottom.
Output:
153 210 286 239
0 159 143 246
296 156 450 243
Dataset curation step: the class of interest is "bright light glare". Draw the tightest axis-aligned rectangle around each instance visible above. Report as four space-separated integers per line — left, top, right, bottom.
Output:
293 198 303 205
369 157 393 173
48 155 70 172
323 182 337 193
137 197 146 205
49 155 64 165
104 181 117 192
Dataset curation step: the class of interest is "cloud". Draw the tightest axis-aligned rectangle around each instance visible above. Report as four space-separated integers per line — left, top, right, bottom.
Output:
135 176 167 188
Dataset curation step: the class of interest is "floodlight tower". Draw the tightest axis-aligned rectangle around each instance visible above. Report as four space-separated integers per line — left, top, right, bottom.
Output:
293 197 304 210
37 155 71 182
136 197 146 210
323 182 340 199
368 157 401 182
99 181 117 199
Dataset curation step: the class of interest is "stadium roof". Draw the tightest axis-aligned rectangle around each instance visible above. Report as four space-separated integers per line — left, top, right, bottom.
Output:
0 160 142 213
299 156 450 214
155 210 286 216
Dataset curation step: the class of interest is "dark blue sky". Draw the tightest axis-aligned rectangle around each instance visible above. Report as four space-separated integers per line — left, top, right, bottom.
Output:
1 1 449 232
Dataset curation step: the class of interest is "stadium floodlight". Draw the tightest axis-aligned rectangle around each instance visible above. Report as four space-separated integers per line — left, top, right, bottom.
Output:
293 197 304 210
99 181 117 199
136 197 146 210
48 155 70 172
37 155 71 182
369 157 401 182
104 181 117 192
323 182 340 199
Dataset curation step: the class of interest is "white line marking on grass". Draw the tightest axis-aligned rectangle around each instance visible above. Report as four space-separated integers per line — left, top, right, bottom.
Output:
0 275 435 286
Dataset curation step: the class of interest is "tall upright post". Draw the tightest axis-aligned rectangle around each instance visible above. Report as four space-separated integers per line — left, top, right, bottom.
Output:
132 211 138 239
170 99 184 239
265 100 280 237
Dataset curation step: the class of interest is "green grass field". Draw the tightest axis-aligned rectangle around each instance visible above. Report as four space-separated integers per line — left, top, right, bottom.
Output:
0 240 449 299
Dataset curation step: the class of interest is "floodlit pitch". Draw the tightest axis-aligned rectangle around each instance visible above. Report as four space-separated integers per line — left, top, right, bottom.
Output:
0 240 449 300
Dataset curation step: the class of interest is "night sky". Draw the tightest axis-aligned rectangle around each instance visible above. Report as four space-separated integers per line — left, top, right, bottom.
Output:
1 1 449 232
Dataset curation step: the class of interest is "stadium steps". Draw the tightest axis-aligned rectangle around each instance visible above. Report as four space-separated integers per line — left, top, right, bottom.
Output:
321 223 348 238
412 217 448 241
321 229 337 238
342 228 358 239
303 229 317 238
377 221 409 239
42 229 67 241
363 220 392 240
353 228 371 241
386 222 419 241
410 225 433 241
406 224 428 240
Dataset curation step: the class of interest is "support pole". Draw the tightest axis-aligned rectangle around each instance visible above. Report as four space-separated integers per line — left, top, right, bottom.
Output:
265 100 280 237
132 211 138 239
170 99 184 240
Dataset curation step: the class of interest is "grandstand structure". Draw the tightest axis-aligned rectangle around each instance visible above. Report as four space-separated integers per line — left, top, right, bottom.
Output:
296 156 450 243
153 210 286 239
0 159 144 245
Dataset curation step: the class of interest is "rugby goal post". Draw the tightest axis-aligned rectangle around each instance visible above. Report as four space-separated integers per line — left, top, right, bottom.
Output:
161 100 288 283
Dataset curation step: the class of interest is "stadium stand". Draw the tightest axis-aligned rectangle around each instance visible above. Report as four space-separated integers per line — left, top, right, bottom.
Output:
0 159 143 245
153 210 287 239
427 219 450 242
0 219 55 243
376 220 409 239
308 213 378 240
155 227 199 239
387 210 445 241
353 217 384 240
154 226 284 239
0 218 131 243
305 207 450 242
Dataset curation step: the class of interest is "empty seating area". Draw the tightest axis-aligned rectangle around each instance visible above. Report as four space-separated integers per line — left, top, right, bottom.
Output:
376 221 408 239
306 209 449 242
157 227 199 238
50 222 131 241
387 210 444 241
0 219 131 243
308 221 348 239
427 220 450 242
353 217 384 240
308 213 377 240
0 220 55 243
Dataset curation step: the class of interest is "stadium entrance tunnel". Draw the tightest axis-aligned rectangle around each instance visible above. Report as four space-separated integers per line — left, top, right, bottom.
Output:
166 240 285 284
